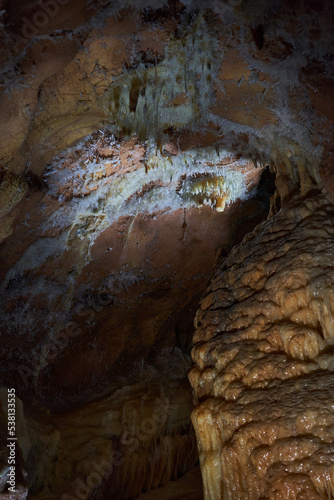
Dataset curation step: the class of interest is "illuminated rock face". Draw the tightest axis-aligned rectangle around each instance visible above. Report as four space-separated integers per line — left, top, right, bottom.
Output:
190 192 334 499
0 130 263 411
0 131 266 498
0 0 334 498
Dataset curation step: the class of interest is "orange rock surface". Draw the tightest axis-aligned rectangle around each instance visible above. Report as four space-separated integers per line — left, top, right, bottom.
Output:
0 0 333 498
190 193 334 499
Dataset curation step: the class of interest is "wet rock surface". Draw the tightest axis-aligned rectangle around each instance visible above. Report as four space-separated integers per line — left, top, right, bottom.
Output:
190 192 334 499
0 0 333 498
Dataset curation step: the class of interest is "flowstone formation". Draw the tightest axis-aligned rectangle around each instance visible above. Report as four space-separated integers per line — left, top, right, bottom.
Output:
0 0 334 498
25 376 198 500
190 191 334 499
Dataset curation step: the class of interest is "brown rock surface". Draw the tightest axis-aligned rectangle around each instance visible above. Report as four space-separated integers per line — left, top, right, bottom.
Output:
190 192 334 499
0 130 263 411
0 0 333 498
24 375 198 500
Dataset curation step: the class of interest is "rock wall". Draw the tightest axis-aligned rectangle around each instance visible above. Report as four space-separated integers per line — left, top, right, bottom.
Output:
190 191 334 499
25 376 198 500
0 0 334 498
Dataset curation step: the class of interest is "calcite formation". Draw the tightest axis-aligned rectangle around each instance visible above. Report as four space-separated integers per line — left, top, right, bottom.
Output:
0 0 333 498
0 129 262 411
22 374 198 500
190 192 334 499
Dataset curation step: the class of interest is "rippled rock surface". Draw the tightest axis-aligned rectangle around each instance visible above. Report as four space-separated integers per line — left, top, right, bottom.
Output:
190 192 334 499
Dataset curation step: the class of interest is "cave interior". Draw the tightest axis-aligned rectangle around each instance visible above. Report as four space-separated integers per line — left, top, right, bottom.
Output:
0 0 334 499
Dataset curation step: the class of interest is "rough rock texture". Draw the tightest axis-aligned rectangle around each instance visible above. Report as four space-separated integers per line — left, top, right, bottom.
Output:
190 192 334 499
0 130 265 497
24 375 198 500
0 131 263 411
1 0 333 181
0 0 333 498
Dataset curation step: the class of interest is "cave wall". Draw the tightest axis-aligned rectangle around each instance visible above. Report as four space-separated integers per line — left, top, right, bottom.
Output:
190 192 334 499
1 0 333 409
0 0 334 499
